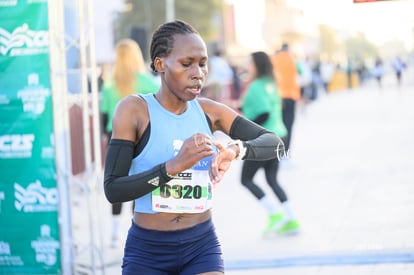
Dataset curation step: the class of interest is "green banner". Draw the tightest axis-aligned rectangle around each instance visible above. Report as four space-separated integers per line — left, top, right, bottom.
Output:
0 1 61 274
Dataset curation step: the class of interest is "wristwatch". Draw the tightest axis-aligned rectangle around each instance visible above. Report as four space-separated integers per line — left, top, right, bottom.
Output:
227 139 246 160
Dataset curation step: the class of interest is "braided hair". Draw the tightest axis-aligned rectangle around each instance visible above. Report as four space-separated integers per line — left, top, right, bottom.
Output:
150 20 199 72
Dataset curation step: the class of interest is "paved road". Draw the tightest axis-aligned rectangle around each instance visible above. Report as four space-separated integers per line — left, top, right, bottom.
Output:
70 69 414 274
215 70 414 274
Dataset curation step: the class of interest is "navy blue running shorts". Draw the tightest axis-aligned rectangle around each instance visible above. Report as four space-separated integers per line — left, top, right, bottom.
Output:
122 218 224 275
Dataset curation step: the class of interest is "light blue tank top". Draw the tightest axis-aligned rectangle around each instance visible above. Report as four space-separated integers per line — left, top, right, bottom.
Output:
132 94 213 213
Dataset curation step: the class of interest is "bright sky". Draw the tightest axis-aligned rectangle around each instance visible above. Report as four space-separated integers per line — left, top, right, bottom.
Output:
287 0 414 47
227 0 414 49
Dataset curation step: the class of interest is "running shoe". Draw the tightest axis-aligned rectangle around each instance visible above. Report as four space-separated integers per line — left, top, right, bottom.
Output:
277 219 300 234
263 213 285 235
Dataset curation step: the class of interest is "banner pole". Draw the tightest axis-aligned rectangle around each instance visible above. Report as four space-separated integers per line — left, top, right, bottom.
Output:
48 0 74 274
77 1 100 274
86 0 107 273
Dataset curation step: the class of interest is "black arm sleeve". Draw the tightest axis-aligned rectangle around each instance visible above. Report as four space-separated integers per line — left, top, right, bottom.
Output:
252 112 269 126
103 139 172 203
229 115 285 160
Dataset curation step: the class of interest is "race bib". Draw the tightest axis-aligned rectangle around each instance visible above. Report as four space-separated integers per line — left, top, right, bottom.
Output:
152 169 213 213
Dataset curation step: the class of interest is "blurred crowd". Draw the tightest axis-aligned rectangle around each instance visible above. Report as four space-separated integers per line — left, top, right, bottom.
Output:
94 46 409 111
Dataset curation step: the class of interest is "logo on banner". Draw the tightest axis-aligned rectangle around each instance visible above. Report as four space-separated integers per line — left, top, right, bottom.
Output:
0 0 17 7
41 133 55 159
31 225 60 266
0 242 11 256
0 241 24 266
17 73 50 116
0 94 10 105
14 180 58 212
0 23 48 56
0 134 35 158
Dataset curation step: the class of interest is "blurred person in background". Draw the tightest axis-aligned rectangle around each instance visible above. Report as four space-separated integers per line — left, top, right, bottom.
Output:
346 57 353 90
271 43 301 153
320 59 334 94
240 51 300 236
98 63 112 92
372 56 384 90
230 64 242 102
391 56 406 88
100 38 160 247
355 59 368 86
203 49 234 102
297 56 313 104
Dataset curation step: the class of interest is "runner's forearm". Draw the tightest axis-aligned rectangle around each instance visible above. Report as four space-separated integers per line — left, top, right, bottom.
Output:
229 116 284 160
103 139 171 203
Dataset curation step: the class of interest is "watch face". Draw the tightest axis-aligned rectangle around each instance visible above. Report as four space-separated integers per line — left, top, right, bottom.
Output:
229 140 245 160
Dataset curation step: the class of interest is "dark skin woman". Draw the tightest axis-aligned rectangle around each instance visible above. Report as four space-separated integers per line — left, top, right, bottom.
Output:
103 20 283 275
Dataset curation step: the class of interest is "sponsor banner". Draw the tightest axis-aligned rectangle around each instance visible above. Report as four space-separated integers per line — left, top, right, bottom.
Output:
0 1 61 274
